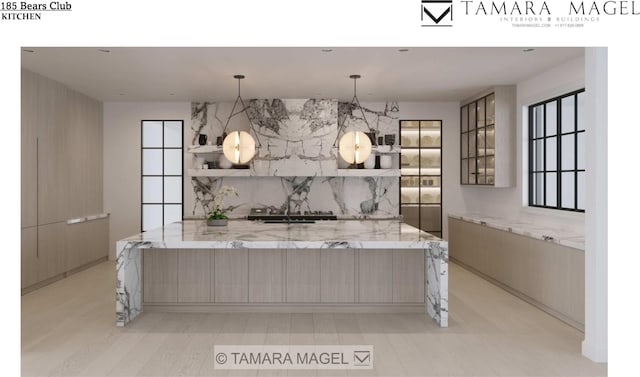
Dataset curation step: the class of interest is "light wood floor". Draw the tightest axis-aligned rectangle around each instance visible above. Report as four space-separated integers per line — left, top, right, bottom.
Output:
21 261 607 377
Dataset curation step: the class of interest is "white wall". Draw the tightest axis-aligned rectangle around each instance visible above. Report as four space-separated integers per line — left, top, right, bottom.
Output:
103 102 190 259
450 56 586 233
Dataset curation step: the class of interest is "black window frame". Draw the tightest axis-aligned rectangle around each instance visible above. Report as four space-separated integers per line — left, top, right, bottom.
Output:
141 120 184 231
528 89 585 213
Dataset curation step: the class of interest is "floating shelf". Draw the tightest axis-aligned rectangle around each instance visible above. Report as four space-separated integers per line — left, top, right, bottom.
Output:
188 168 251 177
373 146 401 154
187 145 222 154
336 169 400 177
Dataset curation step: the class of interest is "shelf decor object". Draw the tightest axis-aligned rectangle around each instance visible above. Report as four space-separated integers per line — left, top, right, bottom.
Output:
221 75 262 164
335 75 373 165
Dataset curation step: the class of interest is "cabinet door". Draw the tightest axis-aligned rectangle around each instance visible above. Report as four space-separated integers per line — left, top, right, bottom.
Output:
249 250 284 303
214 249 248 303
37 222 67 281
143 250 178 303
37 77 69 224
66 221 89 271
358 250 393 303
393 250 424 303
286 250 320 303
87 218 109 262
21 70 38 228
320 250 355 303
21 227 38 288
178 250 211 303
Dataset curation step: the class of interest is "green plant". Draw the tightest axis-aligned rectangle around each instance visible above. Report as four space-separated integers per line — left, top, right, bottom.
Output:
207 185 237 220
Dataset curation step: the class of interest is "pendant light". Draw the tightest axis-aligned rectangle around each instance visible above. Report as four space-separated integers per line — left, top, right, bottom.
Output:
335 74 372 164
221 75 262 164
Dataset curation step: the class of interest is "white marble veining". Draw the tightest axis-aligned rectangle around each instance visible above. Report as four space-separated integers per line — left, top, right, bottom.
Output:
448 213 585 250
115 220 448 327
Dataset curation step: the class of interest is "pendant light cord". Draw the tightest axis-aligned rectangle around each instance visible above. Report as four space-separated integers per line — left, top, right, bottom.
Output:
334 74 372 147
222 75 262 147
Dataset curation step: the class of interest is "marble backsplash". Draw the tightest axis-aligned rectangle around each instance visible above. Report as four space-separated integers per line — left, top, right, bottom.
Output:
189 99 400 219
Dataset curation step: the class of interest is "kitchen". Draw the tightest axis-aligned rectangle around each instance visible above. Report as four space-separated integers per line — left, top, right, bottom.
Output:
20 47 607 376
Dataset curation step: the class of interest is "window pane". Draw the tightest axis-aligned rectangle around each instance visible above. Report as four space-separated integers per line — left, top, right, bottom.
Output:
461 106 468 132
469 103 476 130
533 139 544 172
486 125 495 150
561 134 575 171
461 159 468 184
142 204 162 232
164 205 182 225
164 149 183 175
577 172 585 210
545 172 557 207
534 172 544 205
545 102 557 136
577 92 585 131
477 98 485 128
469 159 476 184
142 121 163 147
561 95 576 134
546 137 557 171
164 177 182 203
143 177 163 203
486 93 495 125
477 157 486 184
534 105 544 138
461 134 468 158
561 172 575 209
577 132 585 170
164 121 183 148
469 130 476 157
142 149 162 175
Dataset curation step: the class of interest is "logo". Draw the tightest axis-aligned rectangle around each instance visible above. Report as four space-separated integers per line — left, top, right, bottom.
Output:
421 0 453 26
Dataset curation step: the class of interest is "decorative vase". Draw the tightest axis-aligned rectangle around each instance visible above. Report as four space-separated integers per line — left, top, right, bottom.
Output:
207 218 228 226
198 134 208 146
384 134 395 146
364 153 376 169
380 155 393 169
218 154 233 169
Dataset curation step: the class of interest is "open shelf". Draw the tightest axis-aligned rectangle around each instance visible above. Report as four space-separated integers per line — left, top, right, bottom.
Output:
336 169 400 177
187 145 222 154
188 168 251 177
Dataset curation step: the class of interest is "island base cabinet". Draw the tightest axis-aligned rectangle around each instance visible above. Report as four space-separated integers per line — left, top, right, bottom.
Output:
178 251 211 303
249 250 284 303
393 251 425 303
321 250 355 303
143 250 177 303
358 250 393 303
214 250 248 303
286 250 321 303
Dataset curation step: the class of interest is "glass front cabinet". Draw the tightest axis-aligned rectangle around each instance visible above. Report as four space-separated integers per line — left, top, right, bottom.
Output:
400 120 442 238
460 86 516 187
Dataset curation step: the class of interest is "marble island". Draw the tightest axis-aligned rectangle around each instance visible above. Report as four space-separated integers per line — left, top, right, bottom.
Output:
116 220 448 327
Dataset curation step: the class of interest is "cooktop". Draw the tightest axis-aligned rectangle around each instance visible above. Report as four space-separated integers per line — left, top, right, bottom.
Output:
247 208 338 221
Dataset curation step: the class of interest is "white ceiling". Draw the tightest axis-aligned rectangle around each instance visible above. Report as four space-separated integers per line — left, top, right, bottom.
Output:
21 47 584 102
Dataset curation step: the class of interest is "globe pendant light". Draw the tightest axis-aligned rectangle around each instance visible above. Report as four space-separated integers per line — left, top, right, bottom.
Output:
335 74 372 165
221 75 262 164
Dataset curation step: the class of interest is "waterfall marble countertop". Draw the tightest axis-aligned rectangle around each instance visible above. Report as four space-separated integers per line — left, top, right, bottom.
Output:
448 213 584 250
116 220 448 328
117 219 444 250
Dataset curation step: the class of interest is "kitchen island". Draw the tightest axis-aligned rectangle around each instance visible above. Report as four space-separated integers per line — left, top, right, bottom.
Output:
116 220 448 327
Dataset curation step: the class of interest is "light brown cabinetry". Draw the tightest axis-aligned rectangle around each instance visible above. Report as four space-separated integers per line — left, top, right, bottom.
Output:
393 251 425 303
321 250 355 303
249 250 284 303
177 250 211 302
448 217 584 328
143 250 178 303
286 250 321 302
214 250 249 303
21 68 107 293
21 227 38 288
358 250 393 303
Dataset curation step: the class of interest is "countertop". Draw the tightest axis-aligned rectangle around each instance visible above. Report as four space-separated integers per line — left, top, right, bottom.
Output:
448 213 584 250
118 219 444 249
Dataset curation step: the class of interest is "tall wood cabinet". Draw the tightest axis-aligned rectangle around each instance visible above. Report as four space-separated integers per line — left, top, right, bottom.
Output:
21 68 108 293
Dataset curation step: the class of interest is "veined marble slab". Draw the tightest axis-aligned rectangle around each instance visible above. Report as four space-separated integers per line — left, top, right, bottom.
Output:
448 213 585 250
115 220 448 328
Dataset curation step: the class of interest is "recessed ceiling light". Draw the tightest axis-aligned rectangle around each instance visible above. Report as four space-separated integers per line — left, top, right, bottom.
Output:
119 93 125 96
522 48 535 52
98 48 111 53
169 93 175 96
22 48 35 53
321 48 333 52
398 48 410 52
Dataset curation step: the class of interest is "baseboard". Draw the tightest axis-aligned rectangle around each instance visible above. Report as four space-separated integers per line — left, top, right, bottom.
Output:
21 256 108 296
143 303 425 314
451 257 585 332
